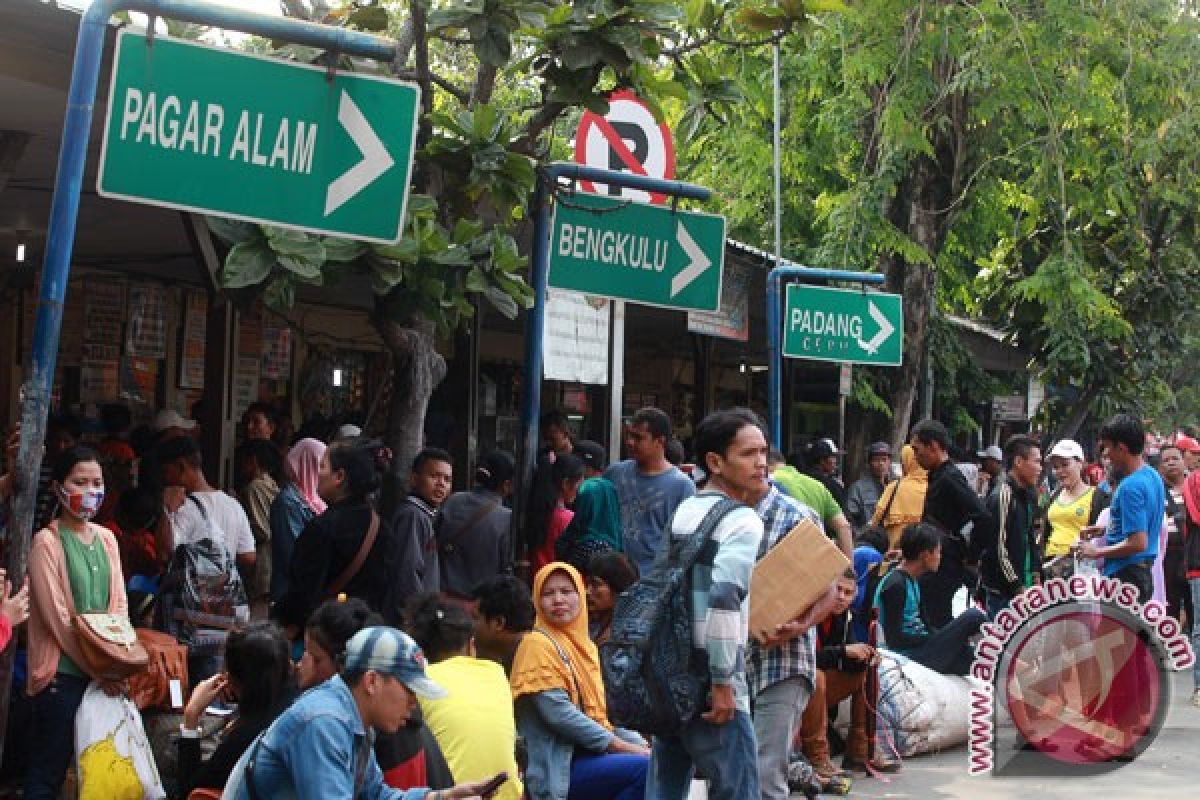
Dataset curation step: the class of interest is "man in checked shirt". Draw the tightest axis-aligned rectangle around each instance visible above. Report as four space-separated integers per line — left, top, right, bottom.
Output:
742 414 840 800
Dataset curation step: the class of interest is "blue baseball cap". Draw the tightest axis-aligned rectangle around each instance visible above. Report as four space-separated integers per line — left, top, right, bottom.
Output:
342 627 447 699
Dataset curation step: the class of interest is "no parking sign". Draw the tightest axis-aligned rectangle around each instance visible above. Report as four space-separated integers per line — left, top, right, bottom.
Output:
574 90 675 205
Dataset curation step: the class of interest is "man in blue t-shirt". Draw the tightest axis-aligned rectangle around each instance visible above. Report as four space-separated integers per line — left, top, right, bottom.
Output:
605 407 695 575
1079 414 1164 604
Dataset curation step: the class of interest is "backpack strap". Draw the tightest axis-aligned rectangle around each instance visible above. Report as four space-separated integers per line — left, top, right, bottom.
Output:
325 508 380 600
669 496 741 572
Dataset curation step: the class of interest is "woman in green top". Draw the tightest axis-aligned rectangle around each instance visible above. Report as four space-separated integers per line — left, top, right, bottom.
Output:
27 445 131 800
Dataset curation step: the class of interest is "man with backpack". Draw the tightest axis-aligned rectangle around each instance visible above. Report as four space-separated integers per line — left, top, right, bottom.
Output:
629 409 765 800
156 436 257 572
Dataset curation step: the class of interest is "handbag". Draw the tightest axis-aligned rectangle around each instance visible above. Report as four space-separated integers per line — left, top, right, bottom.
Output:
73 612 150 681
128 627 189 710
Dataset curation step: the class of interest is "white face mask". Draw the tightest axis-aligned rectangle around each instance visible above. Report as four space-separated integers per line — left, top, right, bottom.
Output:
58 486 105 521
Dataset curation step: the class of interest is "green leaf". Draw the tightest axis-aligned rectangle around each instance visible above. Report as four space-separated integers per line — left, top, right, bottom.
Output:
222 240 276 288
263 276 295 311
347 5 389 32
321 237 367 262
206 216 258 245
733 7 790 32
476 25 512 67
483 285 519 319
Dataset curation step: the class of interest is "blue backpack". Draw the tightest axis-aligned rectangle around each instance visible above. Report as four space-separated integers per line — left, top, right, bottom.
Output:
600 496 741 736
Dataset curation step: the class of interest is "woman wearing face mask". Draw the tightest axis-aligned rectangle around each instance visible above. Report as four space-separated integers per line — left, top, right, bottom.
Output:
511 562 649 800
26 445 132 800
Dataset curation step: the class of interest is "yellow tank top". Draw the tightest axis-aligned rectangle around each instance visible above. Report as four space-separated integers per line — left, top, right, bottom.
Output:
1045 487 1094 557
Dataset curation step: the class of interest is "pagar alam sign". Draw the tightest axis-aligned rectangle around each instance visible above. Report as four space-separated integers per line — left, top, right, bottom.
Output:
548 191 725 313
98 30 420 244
783 284 904 366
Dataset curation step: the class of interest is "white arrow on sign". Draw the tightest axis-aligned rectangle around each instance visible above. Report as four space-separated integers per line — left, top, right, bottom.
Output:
325 90 395 216
856 300 896 355
670 221 710 297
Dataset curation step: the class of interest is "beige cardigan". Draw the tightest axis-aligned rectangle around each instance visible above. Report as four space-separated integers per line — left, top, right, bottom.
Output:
27 522 128 695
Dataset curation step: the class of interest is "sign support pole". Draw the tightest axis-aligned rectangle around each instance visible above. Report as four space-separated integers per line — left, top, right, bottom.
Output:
1 0 397 756
766 266 886 451
513 163 710 569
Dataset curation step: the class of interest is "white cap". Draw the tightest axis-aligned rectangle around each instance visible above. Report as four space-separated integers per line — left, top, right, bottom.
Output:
977 445 1003 462
333 424 362 442
1049 439 1085 461
154 409 196 432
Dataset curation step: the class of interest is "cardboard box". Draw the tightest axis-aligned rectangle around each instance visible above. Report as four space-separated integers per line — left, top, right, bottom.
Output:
749 519 850 643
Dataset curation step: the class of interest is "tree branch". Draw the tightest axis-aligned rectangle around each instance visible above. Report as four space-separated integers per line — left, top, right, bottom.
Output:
396 69 470 105
472 64 498 107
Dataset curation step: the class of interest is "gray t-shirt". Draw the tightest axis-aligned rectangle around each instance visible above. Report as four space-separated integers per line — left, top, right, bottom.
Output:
604 460 696 575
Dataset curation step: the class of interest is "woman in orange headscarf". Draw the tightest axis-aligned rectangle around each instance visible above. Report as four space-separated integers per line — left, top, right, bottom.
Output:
510 563 648 800
871 445 929 549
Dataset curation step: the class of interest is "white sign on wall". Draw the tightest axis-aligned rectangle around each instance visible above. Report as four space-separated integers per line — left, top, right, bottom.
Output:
544 290 611 385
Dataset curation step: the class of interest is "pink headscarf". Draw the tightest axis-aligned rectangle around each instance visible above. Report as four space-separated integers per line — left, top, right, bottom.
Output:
287 438 327 515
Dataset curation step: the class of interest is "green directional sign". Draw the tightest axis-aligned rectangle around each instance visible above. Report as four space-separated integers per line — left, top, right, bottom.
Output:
549 192 725 312
784 284 904 366
98 30 420 244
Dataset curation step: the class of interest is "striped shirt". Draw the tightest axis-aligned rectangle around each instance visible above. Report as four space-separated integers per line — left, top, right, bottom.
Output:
669 491 764 715
747 486 822 696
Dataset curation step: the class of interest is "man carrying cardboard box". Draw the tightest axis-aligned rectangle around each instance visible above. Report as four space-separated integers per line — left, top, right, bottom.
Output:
745 467 827 797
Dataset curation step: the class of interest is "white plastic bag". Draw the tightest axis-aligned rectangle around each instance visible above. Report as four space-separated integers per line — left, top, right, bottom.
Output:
74 683 166 800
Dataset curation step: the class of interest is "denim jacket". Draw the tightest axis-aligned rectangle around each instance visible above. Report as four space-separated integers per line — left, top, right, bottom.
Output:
517 690 647 800
224 675 431 800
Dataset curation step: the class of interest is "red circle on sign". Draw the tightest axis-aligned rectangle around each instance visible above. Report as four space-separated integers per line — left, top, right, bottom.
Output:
1002 608 1165 765
574 89 675 205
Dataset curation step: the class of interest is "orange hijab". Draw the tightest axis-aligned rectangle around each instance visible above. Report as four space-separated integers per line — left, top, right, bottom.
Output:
510 562 612 731
872 445 929 547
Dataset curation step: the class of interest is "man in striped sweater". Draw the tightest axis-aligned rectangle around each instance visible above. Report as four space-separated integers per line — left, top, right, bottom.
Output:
646 410 766 800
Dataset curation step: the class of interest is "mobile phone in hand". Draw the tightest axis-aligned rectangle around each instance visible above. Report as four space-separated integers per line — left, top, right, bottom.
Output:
479 772 509 799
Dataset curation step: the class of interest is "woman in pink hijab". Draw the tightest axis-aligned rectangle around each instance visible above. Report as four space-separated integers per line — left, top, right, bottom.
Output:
269 438 327 601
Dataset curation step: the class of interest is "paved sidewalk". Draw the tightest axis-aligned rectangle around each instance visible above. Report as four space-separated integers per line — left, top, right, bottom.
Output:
834 672 1198 799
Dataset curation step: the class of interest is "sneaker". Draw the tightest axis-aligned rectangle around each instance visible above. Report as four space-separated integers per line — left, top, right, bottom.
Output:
1192 689 1200 708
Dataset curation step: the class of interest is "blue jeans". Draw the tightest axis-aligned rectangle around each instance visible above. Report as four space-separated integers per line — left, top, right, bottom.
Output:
26 672 90 800
647 710 759 800
568 753 648 800
1191 578 1200 690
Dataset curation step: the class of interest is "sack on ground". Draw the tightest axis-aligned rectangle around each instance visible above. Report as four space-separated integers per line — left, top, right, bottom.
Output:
601 497 739 736
128 628 189 711
74 683 166 800
874 651 978 757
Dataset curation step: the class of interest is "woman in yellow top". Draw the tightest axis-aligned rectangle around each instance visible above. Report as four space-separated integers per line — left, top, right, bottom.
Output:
1043 439 1096 575
510 563 648 800
871 445 928 549
406 593 523 800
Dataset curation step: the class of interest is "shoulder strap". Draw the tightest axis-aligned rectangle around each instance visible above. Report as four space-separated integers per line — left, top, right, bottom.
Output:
670 496 740 571
325 508 380 600
187 493 208 520
440 496 501 551
535 627 584 709
876 479 900 524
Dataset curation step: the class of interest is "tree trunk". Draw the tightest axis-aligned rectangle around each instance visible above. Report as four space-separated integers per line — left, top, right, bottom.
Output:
1055 384 1100 440
372 305 447 516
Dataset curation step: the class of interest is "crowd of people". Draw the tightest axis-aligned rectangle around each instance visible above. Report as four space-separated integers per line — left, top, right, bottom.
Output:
0 399 1197 799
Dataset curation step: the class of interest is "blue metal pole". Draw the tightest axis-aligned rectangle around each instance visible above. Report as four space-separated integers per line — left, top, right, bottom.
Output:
0 0 398 754
767 265 886 452
512 163 712 568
